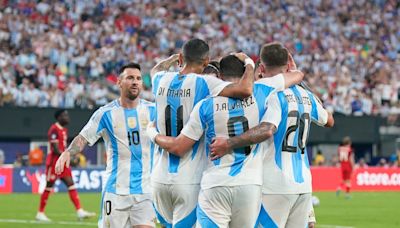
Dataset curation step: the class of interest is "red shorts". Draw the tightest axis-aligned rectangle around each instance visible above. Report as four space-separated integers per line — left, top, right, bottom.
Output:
341 167 353 181
45 163 72 182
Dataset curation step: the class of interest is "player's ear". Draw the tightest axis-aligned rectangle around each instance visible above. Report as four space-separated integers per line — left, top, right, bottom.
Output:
178 53 184 67
117 75 122 88
203 57 210 68
260 63 265 73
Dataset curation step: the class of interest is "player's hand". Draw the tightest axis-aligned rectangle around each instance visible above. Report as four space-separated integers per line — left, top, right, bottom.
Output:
308 222 316 228
233 52 249 62
209 137 231 160
55 151 70 175
287 52 297 71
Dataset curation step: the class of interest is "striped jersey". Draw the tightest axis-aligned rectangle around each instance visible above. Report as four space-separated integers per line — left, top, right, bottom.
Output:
261 85 328 194
181 75 285 189
79 99 156 195
151 71 231 184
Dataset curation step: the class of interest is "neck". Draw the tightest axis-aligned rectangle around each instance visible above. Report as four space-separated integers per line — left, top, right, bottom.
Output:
119 96 139 109
180 64 204 75
263 68 284 78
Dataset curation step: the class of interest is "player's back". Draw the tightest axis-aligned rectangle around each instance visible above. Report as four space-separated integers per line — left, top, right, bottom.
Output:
200 95 265 189
262 85 328 194
151 71 230 184
338 145 352 168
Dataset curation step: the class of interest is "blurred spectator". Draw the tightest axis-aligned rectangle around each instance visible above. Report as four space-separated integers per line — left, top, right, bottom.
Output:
377 158 389 168
0 148 4 166
29 146 44 166
329 154 340 167
14 153 27 167
314 150 325 166
0 0 398 115
354 158 369 169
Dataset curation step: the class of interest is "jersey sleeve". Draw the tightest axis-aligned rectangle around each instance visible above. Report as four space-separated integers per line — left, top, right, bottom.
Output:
151 71 165 96
258 73 285 91
180 99 207 141
309 93 328 126
202 75 232 96
79 109 105 146
261 93 282 128
48 126 59 144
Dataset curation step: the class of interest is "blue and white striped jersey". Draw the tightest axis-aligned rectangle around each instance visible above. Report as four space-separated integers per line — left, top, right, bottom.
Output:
261 85 328 194
181 75 285 189
151 71 231 184
79 99 156 195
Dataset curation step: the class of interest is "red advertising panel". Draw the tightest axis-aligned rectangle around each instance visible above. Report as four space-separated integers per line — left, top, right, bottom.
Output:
312 167 400 191
0 167 13 193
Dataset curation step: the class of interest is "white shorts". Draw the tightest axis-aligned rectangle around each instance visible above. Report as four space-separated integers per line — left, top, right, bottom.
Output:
197 185 261 228
98 192 156 228
257 193 311 228
152 182 199 228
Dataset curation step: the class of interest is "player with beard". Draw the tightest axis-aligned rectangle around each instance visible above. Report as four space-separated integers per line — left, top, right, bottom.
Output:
56 63 157 228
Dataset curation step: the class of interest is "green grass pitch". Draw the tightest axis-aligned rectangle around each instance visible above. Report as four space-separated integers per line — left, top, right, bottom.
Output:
0 192 399 228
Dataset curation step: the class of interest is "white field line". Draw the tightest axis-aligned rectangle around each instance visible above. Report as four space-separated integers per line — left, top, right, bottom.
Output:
319 225 355 228
0 218 96 226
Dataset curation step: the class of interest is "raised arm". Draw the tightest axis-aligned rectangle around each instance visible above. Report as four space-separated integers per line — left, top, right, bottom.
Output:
210 122 277 160
283 53 304 88
55 135 88 174
218 53 254 98
150 54 180 79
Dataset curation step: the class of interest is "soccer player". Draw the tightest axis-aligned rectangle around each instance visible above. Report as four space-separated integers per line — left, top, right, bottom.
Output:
55 63 157 228
36 109 95 222
149 38 255 227
147 51 304 227
202 61 222 79
210 43 334 228
336 136 354 198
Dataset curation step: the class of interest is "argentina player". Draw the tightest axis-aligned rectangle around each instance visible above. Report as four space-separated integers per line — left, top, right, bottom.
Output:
147 53 304 227
56 63 157 228
211 43 334 228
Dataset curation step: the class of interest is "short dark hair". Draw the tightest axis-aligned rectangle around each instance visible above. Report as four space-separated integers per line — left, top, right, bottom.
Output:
118 62 141 75
202 61 220 75
220 55 245 78
182 38 209 65
54 109 67 120
260 42 288 68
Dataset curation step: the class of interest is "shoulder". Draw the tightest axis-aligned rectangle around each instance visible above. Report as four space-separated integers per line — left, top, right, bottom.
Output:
91 100 119 120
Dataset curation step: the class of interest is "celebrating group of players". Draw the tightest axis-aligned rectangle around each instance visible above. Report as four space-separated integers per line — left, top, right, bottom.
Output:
55 38 334 228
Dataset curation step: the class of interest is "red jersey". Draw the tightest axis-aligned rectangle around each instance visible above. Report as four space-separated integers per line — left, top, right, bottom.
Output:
46 123 68 166
338 145 353 169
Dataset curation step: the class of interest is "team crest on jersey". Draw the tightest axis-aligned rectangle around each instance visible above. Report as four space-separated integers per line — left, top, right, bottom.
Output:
127 117 137 128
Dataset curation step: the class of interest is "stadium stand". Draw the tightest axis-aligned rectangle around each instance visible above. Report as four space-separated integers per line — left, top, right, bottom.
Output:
0 0 399 116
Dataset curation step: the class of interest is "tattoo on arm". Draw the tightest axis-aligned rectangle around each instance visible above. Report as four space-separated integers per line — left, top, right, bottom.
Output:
66 135 88 156
228 122 277 149
151 55 178 77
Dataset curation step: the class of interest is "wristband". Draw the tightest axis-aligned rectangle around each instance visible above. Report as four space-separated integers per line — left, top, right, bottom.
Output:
146 122 159 143
244 58 255 68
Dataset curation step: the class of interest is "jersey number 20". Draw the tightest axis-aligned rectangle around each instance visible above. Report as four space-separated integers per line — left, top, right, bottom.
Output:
282 111 310 154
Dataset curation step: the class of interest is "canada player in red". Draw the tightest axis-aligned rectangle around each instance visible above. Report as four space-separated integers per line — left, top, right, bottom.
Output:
36 109 95 222
336 136 355 198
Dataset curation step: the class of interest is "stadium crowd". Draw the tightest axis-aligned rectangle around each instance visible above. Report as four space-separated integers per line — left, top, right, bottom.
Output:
0 0 399 115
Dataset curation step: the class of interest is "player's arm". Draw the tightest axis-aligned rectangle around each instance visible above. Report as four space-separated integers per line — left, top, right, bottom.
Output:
51 143 61 156
218 53 254 98
309 92 334 128
150 54 180 79
210 122 276 160
55 134 88 174
154 134 197 157
210 94 281 160
55 109 104 174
